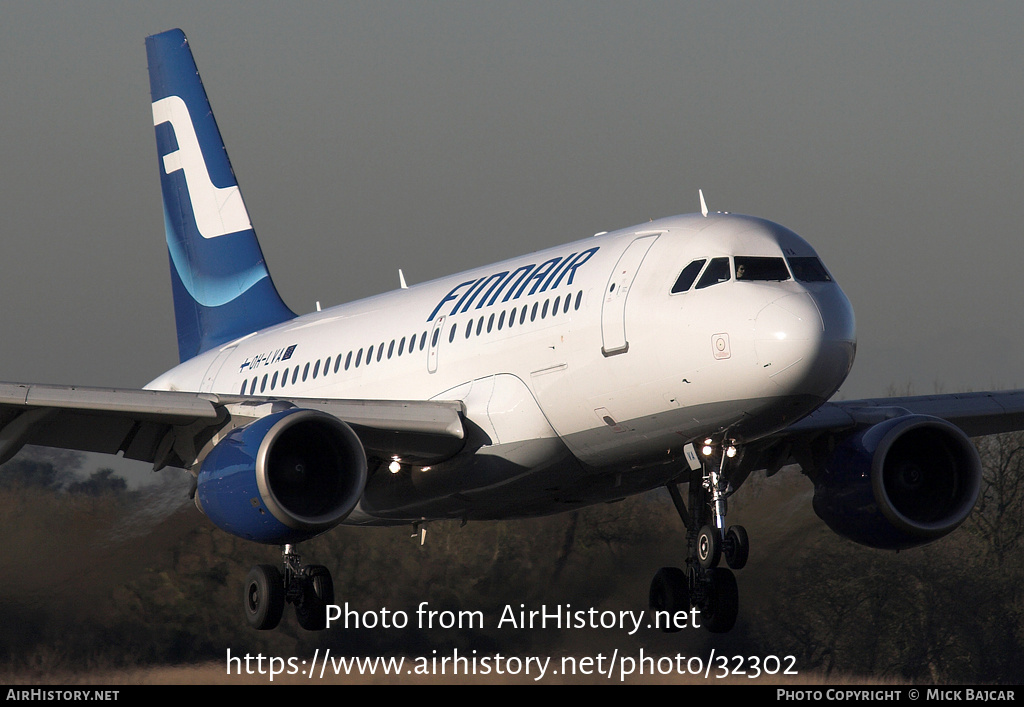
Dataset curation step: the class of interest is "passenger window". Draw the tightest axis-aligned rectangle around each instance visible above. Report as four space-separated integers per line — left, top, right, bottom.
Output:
398 337 406 356
574 291 583 310
302 363 309 382
271 371 279 389
787 256 833 282
449 326 456 343
313 360 320 378
734 256 790 281
345 351 352 370
672 259 707 293
240 380 247 395
695 258 731 289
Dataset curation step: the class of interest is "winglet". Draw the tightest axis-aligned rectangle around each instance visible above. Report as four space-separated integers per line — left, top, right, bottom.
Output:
699 189 709 218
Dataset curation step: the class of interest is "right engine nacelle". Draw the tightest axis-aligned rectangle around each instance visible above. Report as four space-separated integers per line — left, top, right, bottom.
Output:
812 414 982 550
195 408 368 545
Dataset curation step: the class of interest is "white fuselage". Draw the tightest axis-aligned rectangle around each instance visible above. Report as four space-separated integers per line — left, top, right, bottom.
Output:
146 212 856 522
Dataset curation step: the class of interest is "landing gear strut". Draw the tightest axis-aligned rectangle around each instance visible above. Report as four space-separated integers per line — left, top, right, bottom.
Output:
650 439 748 633
245 544 334 631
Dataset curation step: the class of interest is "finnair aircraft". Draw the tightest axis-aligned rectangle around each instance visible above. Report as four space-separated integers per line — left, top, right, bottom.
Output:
4 28 1021 633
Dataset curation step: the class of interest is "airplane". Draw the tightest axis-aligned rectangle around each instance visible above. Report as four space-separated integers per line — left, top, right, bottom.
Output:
3 27 1022 634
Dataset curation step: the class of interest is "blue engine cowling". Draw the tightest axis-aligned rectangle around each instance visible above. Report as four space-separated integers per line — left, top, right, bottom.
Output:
195 408 368 544
812 414 982 550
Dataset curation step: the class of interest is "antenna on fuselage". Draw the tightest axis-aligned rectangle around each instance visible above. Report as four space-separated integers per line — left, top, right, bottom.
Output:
399 269 408 289
699 189 709 218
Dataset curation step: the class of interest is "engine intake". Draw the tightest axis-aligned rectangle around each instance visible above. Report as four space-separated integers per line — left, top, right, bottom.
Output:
196 409 368 544
812 415 982 550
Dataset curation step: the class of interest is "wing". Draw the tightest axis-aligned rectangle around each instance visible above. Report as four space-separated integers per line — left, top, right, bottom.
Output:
0 382 467 471
788 390 1024 438
733 389 1024 475
715 388 1024 554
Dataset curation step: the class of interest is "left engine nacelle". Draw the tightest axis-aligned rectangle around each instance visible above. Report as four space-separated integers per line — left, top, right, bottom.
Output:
195 409 368 544
812 414 982 550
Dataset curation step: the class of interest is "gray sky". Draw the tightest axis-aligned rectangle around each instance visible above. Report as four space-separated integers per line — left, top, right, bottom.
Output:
2 1 1023 403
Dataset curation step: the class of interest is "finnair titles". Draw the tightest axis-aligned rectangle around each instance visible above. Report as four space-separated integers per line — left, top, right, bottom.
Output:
427 247 599 322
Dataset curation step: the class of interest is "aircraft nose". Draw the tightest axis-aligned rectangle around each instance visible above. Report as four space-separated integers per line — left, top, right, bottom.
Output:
754 291 856 399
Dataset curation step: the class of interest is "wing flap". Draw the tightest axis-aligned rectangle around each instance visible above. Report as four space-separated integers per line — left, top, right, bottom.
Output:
233 397 465 439
214 395 467 464
290 398 466 463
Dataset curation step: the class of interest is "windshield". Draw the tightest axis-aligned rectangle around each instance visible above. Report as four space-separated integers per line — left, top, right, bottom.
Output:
786 256 832 282
734 256 791 282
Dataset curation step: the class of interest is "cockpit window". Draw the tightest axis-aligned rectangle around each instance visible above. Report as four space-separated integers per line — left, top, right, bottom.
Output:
671 259 706 293
787 256 832 282
734 256 791 282
695 257 731 289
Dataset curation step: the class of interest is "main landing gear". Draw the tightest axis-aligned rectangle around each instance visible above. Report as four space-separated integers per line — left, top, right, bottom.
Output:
649 439 749 633
245 544 334 631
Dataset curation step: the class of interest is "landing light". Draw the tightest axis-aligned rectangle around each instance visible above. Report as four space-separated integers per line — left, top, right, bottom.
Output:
726 446 737 458
702 444 714 456
388 460 402 474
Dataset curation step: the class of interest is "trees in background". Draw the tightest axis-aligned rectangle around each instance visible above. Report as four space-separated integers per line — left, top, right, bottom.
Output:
754 431 1024 683
0 431 1021 683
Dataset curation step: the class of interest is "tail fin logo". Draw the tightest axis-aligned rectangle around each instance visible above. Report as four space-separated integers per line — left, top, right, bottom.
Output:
152 95 252 239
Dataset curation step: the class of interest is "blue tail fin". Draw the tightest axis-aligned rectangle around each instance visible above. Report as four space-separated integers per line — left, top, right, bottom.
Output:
145 29 295 362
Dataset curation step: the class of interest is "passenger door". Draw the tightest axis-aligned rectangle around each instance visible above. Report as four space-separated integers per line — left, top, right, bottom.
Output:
600 234 659 356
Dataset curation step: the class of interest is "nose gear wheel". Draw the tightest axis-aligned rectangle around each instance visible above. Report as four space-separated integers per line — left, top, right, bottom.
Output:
648 440 747 633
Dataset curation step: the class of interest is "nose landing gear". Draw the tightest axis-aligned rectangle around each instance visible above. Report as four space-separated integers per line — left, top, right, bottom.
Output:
245 544 335 631
650 440 748 633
